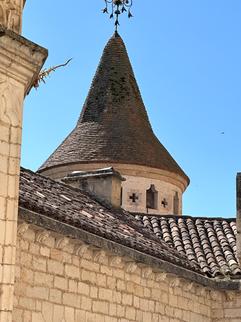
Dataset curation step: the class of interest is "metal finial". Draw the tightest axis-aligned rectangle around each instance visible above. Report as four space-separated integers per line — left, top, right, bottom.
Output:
102 0 133 32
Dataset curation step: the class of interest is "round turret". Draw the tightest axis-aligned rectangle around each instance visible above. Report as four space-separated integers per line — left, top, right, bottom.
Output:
38 33 189 215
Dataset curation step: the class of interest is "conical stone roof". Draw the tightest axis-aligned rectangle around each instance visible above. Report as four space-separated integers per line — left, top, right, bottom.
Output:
39 32 189 183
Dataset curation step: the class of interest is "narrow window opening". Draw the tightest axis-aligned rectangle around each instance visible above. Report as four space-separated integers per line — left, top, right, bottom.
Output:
120 187 123 206
173 192 179 215
146 185 158 210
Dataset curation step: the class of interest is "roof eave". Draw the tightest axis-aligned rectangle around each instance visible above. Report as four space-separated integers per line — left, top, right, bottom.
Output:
19 207 241 290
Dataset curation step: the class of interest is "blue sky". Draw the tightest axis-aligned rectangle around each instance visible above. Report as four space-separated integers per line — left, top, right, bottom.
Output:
22 1 241 218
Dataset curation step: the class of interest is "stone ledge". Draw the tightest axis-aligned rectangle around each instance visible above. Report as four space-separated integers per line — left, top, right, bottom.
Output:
0 25 48 94
0 25 47 56
38 162 189 192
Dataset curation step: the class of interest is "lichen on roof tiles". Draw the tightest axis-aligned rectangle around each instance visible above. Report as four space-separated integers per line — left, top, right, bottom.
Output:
38 33 189 183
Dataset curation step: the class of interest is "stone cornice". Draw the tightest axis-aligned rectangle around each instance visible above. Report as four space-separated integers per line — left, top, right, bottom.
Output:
19 207 241 291
40 162 189 192
0 26 48 94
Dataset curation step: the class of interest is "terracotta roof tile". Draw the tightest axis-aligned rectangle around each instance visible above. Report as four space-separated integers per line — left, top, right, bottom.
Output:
135 214 241 278
19 168 241 279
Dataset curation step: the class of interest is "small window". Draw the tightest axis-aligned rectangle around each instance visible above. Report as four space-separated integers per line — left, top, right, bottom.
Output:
173 192 179 214
146 185 158 209
120 187 123 206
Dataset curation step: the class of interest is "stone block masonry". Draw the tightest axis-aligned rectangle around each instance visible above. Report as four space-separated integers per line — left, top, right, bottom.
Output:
0 28 47 322
0 105 22 322
14 223 240 322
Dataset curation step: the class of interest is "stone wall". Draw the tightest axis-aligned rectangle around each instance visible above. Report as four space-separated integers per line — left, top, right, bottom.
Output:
0 74 23 321
13 224 217 322
212 292 241 322
122 175 182 215
40 163 187 216
0 29 46 321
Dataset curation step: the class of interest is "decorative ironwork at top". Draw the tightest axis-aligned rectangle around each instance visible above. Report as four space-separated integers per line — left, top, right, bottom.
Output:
102 0 133 32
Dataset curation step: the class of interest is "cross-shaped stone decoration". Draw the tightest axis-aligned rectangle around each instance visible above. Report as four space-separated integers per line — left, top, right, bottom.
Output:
161 198 168 208
129 193 139 203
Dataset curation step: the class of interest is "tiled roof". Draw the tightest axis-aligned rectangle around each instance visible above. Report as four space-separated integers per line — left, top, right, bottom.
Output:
38 32 189 184
134 214 241 278
19 168 241 279
19 168 198 274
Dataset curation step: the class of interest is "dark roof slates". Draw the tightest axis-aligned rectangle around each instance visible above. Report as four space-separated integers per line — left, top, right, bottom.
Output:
38 33 189 183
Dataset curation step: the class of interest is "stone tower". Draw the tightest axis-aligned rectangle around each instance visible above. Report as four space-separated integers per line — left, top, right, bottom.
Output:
39 32 189 215
0 1 47 320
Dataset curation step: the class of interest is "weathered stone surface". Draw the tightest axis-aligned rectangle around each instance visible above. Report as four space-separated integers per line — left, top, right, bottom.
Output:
0 21 47 322
13 225 241 322
0 0 24 34
63 167 124 208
